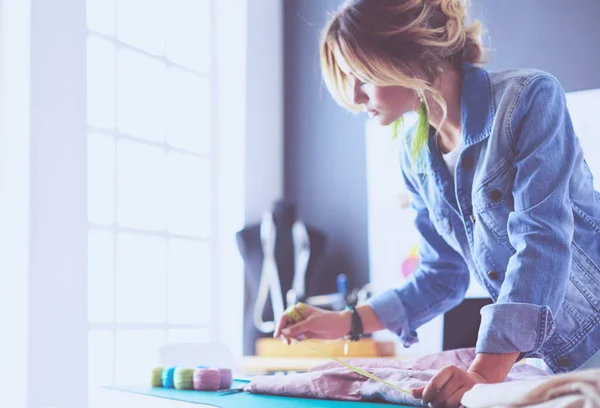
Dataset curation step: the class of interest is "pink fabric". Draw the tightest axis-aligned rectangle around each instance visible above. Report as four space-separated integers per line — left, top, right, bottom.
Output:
244 369 365 401
309 347 478 372
244 348 549 406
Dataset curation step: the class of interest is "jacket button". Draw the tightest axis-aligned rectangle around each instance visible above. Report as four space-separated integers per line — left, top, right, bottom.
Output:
461 157 474 169
487 270 499 280
490 189 502 202
558 357 570 367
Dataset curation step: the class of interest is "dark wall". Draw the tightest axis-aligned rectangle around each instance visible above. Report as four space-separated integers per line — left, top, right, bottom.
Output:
472 0 600 93
284 0 370 294
283 0 600 294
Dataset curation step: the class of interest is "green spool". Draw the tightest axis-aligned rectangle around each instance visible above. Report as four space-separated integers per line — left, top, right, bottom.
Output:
151 367 164 387
174 367 195 390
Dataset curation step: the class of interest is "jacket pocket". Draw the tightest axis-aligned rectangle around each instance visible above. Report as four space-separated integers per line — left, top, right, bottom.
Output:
472 163 515 244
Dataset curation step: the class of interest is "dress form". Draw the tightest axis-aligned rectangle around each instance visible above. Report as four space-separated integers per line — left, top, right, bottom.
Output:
236 199 326 355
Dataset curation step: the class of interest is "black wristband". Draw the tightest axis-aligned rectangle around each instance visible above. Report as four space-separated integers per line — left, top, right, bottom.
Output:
347 306 364 341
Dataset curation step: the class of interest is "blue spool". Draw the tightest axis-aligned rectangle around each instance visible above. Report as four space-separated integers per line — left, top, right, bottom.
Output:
162 366 177 388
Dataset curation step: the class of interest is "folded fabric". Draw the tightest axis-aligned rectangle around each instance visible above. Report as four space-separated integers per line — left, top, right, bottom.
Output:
244 348 549 406
462 368 600 408
309 347 479 372
307 347 548 381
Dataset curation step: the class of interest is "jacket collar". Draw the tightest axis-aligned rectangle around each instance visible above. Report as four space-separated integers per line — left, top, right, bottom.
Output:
413 62 493 174
461 62 494 147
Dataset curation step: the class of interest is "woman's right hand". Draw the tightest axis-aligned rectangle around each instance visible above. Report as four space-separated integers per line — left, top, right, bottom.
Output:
274 304 351 344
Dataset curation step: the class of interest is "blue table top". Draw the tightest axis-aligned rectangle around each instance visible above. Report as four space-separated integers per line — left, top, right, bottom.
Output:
108 380 415 407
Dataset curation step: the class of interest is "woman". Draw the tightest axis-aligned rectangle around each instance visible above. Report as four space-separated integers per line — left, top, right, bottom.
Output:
274 0 600 407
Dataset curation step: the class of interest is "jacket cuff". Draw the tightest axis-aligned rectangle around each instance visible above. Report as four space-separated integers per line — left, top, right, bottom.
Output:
476 302 555 354
367 289 418 347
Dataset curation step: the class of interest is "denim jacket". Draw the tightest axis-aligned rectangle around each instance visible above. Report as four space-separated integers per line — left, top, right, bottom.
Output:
367 62 600 373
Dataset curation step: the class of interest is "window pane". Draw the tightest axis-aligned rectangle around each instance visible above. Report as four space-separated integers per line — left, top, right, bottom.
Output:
167 239 211 324
117 49 166 142
87 0 116 36
88 230 114 323
117 0 165 55
166 0 211 73
167 67 211 154
115 330 164 384
87 132 115 225
87 37 116 129
88 330 114 389
116 140 166 231
167 329 211 344
116 233 166 323
167 153 210 237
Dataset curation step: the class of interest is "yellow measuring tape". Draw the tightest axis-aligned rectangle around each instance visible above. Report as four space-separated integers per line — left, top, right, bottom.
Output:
285 304 411 396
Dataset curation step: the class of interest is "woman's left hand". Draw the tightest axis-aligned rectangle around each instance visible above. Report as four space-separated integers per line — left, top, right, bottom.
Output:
411 366 487 408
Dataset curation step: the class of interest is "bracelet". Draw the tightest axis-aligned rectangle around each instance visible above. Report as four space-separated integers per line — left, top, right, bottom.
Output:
347 305 364 342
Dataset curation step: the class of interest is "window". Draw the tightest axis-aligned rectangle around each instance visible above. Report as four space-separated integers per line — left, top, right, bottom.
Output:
0 1 31 406
86 0 215 395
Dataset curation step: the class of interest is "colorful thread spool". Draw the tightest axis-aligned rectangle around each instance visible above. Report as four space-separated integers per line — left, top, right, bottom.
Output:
151 367 164 387
174 367 195 390
193 368 221 391
218 368 233 389
162 366 177 388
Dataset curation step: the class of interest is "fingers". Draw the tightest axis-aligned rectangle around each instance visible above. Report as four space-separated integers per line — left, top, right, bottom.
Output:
445 385 471 408
430 380 462 408
425 366 473 408
411 386 425 399
422 366 455 405
273 314 289 339
281 318 311 340
421 366 478 408
275 303 316 339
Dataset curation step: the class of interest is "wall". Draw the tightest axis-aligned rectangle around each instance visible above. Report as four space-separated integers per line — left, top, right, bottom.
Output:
283 0 600 295
284 0 370 295
244 0 284 224
472 0 600 93
28 1 88 407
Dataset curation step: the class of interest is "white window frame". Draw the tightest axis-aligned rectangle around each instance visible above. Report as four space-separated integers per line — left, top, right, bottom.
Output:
0 0 31 407
85 0 222 392
0 0 285 406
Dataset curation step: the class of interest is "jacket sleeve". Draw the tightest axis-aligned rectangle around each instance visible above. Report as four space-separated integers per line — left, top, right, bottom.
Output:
368 166 470 347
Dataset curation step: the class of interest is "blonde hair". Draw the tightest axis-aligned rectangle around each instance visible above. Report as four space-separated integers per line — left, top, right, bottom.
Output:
320 0 486 161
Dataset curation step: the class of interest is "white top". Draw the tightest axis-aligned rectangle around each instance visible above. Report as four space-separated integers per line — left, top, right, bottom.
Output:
442 140 462 180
